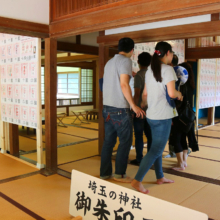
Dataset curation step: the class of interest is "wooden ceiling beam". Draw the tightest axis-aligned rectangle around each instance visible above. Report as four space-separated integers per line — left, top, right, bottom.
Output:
41 54 98 65
50 0 220 38
186 46 220 59
41 41 118 56
57 61 96 69
0 16 49 38
97 20 220 46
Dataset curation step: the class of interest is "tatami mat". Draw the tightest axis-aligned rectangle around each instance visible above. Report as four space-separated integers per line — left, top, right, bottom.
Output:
164 142 220 162
0 154 38 180
19 133 87 152
162 155 220 179
58 156 207 205
128 147 220 179
22 140 99 165
63 117 99 129
0 197 34 220
0 174 72 220
199 129 220 138
198 136 220 148
57 126 98 139
180 184 220 220
19 136 38 152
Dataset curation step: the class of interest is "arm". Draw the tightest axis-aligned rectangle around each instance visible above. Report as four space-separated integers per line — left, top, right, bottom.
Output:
120 74 145 118
167 80 183 100
141 83 147 108
134 88 141 105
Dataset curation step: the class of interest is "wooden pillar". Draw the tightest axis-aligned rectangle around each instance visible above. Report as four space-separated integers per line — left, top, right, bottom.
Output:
45 38 57 174
207 13 220 125
98 31 109 155
93 61 97 109
9 124 19 157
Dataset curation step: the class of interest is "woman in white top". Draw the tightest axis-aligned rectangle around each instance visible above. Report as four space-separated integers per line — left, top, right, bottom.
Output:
131 41 183 194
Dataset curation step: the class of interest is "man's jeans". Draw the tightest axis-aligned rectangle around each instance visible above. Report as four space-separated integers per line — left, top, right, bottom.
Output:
135 118 172 182
133 116 152 162
100 105 133 179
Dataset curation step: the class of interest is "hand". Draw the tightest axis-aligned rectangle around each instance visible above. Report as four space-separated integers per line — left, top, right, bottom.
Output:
132 71 137 77
177 91 183 101
132 105 146 118
140 101 147 109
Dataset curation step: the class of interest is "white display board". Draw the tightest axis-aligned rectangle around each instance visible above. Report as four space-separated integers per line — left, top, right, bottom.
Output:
199 59 216 109
69 170 208 220
0 33 40 129
131 40 185 73
215 59 220 106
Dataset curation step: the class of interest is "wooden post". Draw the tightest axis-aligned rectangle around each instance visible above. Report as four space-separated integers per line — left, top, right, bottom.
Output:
36 38 44 169
0 121 6 153
44 38 57 174
207 13 220 125
98 31 109 155
9 124 19 157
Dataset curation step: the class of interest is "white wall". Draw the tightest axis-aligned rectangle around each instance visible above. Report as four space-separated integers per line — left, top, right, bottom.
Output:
105 15 211 35
0 0 49 24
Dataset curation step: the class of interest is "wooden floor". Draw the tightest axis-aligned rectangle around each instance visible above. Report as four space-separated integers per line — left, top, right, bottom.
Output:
0 119 220 219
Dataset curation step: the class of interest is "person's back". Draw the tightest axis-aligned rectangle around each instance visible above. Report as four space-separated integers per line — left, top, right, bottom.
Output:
130 52 152 166
146 64 178 120
100 37 145 183
103 54 132 108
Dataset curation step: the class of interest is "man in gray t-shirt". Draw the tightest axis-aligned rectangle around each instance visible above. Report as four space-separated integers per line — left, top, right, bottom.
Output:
130 52 152 166
100 38 145 183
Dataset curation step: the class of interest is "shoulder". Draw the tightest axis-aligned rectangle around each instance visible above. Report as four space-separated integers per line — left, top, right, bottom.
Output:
161 64 174 72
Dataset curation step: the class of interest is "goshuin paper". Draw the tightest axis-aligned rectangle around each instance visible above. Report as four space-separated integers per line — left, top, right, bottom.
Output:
0 33 39 128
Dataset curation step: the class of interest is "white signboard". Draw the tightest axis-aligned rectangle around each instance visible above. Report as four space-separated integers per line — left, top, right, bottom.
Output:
131 40 185 73
69 170 208 220
0 33 40 128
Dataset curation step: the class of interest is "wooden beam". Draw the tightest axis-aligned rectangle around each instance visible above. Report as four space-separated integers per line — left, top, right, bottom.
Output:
42 54 98 65
0 16 49 38
186 46 220 59
41 41 118 56
98 31 109 155
211 13 220 21
57 62 95 69
50 0 220 38
9 124 19 157
97 20 220 46
76 35 81 44
44 38 57 174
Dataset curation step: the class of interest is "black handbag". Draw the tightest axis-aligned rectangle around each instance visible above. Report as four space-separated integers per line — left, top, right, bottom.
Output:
176 86 196 133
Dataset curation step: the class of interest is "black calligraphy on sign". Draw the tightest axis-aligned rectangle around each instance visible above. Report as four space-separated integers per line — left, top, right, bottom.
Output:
75 191 91 216
88 180 97 194
119 192 129 206
131 196 142 210
93 199 110 220
98 185 107 197
109 191 117 200
114 207 134 220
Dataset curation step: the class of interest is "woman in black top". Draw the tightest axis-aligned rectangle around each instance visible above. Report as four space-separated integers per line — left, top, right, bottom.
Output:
171 62 197 170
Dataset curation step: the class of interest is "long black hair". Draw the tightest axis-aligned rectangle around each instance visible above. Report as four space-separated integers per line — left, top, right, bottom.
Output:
151 41 173 82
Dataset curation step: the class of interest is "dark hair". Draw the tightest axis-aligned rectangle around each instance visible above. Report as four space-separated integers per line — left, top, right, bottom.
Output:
151 41 172 82
172 54 179 66
179 62 195 90
118 38 134 53
138 52 152 67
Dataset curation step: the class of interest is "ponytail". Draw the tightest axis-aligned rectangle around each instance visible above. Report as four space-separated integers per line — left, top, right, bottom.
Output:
151 53 162 82
151 41 172 82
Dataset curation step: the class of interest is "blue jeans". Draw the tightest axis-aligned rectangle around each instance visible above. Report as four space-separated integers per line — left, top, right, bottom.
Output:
135 118 172 181
133 116 152 162
100 105 133 179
